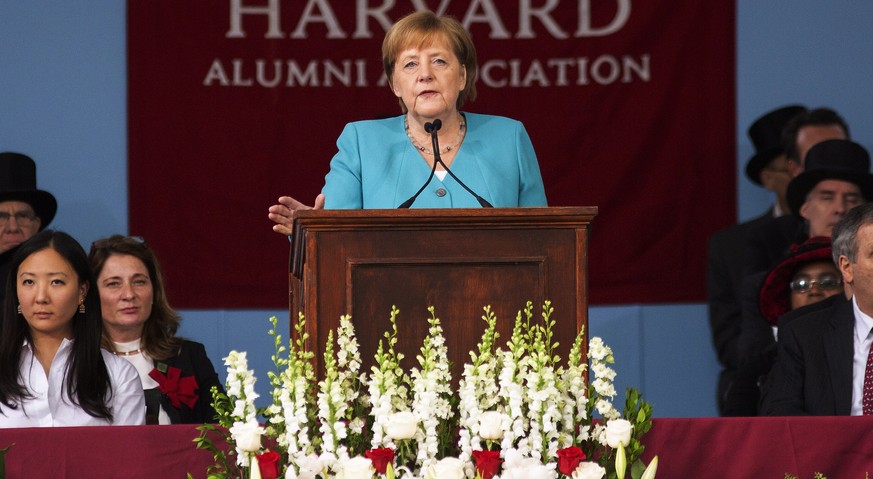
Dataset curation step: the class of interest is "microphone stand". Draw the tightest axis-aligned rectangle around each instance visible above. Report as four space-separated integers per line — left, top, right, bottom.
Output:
430 121 493 208
398 118 493 208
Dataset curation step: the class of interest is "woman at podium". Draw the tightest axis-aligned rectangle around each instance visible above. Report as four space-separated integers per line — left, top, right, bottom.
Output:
268 10 547 235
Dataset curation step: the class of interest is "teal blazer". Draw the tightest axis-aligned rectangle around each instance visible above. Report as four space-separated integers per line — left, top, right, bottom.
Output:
322 113 547 209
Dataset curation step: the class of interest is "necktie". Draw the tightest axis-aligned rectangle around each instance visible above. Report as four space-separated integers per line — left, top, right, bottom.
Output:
864 336 873 415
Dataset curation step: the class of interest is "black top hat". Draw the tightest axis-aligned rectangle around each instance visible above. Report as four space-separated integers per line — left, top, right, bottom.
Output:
745 105 808 185
786 139 873 215
0 152 57 229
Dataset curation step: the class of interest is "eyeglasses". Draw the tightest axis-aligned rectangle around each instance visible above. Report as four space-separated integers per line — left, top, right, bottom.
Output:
0 211 38 227
789 275 843 293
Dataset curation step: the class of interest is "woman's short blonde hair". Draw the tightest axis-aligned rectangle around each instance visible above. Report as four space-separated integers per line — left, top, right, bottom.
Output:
382 11 478 113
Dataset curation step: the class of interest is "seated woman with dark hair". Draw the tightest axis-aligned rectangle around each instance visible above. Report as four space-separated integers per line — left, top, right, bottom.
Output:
89 235 223 424
0 230 145 427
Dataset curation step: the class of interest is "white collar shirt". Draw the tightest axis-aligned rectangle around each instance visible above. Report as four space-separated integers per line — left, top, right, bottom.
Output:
850 297 873 415
0 339 146 427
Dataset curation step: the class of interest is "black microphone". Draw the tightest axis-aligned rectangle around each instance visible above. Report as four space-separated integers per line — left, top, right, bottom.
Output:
399 120 443 208
430 120 493 208
398 119 493 208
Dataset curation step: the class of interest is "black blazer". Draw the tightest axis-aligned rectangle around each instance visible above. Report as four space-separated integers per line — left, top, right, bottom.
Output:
150 340 224 424
708 211 774 371
760 295 854 416
742 214 807 278
707 211 773 414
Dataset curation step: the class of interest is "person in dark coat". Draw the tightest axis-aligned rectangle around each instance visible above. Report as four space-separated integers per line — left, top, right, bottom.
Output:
708 105 806 414
89 235 223 424
725 237 843 415
761 197 873 415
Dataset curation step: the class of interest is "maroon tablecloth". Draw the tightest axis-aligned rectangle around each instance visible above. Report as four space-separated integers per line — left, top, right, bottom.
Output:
3 417 873 478
641 416 873 477
0 424 215 478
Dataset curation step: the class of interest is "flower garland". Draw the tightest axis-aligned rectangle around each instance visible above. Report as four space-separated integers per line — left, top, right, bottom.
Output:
196 302 658 479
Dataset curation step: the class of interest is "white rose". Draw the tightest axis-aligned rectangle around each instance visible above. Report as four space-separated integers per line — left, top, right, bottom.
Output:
385 411 418 440
336 456 374 479
501 453 551 479
229 420 264 452
428 457 465 479
572 461 606 479
605 419 633 448
295 453 332 479
478 411 506 440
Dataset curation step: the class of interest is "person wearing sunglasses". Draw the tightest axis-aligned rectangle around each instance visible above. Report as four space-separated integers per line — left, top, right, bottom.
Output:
725 237 845 416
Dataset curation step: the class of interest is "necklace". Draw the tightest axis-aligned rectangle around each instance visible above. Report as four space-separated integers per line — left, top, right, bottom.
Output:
114 348 143 357
405 115 466 155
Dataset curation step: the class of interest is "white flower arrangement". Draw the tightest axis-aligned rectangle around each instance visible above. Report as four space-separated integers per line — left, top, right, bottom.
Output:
195 302 658 479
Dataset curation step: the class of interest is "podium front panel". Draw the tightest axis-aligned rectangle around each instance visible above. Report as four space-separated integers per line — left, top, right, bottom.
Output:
289 207 595 377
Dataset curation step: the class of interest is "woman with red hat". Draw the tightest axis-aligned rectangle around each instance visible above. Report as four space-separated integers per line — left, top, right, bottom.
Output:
725 237 845 415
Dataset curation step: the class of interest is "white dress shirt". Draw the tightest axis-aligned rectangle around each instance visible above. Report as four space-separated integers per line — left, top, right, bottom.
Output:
0 338 145 427
850 298 873 415
114 339 171 425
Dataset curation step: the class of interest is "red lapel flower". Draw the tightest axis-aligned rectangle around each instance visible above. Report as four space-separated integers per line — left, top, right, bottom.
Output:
148 366 199 409
472 449 502 479
556 446 586 475
364 447 395 474
256 450 281 479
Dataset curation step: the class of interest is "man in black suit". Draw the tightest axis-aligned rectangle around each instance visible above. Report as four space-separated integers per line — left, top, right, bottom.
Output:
742 108 850 279
762 168 873 415
708 105 806 415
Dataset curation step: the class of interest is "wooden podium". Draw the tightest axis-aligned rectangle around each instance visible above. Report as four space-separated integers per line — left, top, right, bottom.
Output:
289 207 597 377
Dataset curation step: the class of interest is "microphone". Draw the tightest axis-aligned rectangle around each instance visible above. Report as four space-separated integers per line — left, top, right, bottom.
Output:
398 142 439 208
398 119 493 208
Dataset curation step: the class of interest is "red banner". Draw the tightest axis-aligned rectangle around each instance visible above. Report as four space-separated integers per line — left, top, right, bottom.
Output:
128 1 735 308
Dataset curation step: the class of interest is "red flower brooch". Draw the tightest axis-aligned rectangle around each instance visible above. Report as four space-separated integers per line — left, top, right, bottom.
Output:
148 366 199 409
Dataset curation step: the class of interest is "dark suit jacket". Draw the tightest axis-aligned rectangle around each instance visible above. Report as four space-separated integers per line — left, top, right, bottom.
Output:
723 270 772 416
707 211 773 414
708 214 770 370
760 295 854 416
743 214 807 278
150 340 224 424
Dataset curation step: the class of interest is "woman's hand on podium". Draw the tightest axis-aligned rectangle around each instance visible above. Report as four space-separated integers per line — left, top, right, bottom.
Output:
268 193 325 236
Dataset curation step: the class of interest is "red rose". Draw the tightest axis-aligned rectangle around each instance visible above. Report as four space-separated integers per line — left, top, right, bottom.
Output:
556 446 586 475
256 450 281 479
472 449 502 479
365 447 395 474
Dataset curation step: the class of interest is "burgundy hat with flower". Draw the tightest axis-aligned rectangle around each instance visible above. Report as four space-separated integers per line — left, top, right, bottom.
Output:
758 236 835 325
